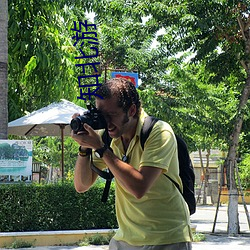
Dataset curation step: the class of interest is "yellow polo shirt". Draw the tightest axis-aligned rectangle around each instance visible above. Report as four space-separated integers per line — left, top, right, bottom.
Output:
93 110 192 246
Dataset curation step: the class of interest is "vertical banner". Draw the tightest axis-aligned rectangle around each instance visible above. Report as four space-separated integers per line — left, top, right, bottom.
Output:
111 72 139 88
0 140 32 177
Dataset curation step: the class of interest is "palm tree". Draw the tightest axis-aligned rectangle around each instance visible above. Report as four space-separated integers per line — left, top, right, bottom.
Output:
0 0 8 139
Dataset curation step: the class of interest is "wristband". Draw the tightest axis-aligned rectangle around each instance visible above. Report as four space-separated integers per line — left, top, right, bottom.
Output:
78 147 91 157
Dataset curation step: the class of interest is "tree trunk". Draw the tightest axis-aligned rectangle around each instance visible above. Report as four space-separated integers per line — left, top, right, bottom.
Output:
205 149 210 204
198 148 206 204
226 76 250 235
0 0 8 139
227 159 239 235
225 13 250 234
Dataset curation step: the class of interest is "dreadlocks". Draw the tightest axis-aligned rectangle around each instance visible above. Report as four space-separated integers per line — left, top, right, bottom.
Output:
96 78 141 117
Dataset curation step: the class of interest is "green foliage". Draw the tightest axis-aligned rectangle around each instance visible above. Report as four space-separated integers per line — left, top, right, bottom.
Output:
80 231 115 246
87 233 111 245
33 136 79 175
0 182 117 232
0 143 14 159
8 0 95 121
192 233 206 242
5 239 33 249
7 0 250 150
89 0 250 154
6 1 250 191
238 154 250 190
139 58 239 152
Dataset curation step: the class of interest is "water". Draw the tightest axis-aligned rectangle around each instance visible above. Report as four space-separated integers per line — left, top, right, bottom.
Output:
0 159 32 175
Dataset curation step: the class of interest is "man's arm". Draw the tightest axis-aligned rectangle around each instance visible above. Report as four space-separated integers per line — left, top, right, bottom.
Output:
74 151 98 193
73 123 162 199
102 149 162 199
71 112 100 193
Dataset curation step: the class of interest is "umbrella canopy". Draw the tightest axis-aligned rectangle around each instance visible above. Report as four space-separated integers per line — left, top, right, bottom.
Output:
8 99 86 136
8 99 87 178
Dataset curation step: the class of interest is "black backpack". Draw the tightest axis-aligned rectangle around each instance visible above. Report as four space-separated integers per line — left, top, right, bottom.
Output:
91 116 196 215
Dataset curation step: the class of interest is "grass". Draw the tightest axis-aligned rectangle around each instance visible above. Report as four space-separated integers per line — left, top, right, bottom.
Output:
192 232 206 242
5 239 34 248
79 231 206 245
79 230 115 246
4 231 205 248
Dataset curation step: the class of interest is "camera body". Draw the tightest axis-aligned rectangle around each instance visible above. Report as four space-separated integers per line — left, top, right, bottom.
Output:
70 104 107 133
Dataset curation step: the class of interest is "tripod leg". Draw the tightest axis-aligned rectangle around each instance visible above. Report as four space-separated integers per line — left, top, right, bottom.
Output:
236 163 250 230
212 164 223 233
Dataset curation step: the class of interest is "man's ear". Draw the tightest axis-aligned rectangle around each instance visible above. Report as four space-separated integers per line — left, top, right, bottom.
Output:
128 104 137 117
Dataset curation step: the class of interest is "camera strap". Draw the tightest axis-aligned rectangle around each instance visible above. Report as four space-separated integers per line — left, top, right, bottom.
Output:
90 128 114 202
90 162 113 180
90 159 114 202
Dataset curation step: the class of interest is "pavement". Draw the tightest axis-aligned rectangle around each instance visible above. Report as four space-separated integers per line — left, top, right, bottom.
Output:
1 204 250 250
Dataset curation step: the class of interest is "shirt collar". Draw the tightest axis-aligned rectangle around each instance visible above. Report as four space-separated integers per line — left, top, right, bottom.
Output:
112 108 148 147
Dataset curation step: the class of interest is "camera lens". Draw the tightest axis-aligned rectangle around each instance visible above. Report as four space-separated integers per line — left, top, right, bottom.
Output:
70 117 82 132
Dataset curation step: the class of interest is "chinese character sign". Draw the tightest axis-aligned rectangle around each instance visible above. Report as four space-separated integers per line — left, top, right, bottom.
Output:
71 20 102 101
0 140 32 176
111 72 139 88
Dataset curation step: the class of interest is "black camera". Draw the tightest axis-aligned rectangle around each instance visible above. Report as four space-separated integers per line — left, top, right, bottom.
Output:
70 104 107 133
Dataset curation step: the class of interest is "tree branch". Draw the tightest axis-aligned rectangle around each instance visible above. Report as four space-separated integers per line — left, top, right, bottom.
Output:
237 16 247 41
216 25 230 41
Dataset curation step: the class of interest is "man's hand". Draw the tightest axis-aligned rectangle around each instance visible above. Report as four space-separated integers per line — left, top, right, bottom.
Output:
71 123 103 150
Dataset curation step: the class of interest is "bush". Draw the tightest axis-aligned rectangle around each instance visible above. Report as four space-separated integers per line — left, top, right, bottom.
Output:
238 154 250 190
0 181 117 232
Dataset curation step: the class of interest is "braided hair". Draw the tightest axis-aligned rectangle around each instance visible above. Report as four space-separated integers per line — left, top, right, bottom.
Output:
96 78 141 117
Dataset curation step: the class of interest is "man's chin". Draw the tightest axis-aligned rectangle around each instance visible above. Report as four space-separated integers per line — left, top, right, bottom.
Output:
108 128 120 138
108 129 116 137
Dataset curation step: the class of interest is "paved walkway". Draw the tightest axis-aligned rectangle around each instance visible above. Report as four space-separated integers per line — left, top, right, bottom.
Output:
2 204 250 250
191 204 250 233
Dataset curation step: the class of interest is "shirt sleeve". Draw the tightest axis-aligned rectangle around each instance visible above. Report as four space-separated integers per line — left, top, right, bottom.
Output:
139 120 178 172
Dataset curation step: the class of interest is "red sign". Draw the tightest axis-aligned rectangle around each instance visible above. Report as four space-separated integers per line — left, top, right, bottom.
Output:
111 72 138 88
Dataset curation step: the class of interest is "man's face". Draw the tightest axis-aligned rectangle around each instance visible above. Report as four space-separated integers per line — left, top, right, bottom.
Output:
96 97 131 138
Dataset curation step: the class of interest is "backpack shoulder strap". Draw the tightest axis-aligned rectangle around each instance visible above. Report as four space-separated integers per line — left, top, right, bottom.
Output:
140 116 159 150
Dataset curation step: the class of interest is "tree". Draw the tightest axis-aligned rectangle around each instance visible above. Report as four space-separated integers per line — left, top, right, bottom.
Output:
185 2 250 235
0 0 8 139
8 0 104 122
8 1 79 121
161 60 238 204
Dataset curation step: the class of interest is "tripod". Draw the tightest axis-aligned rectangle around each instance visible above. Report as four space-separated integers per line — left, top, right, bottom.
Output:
212 162 250 233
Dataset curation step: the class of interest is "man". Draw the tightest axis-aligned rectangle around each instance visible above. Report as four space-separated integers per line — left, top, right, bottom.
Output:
71 78 192 250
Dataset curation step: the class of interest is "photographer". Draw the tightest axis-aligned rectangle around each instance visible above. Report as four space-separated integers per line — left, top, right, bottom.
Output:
71 78 192 250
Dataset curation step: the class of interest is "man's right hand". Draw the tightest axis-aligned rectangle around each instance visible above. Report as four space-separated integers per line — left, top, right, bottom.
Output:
70 113 103 151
